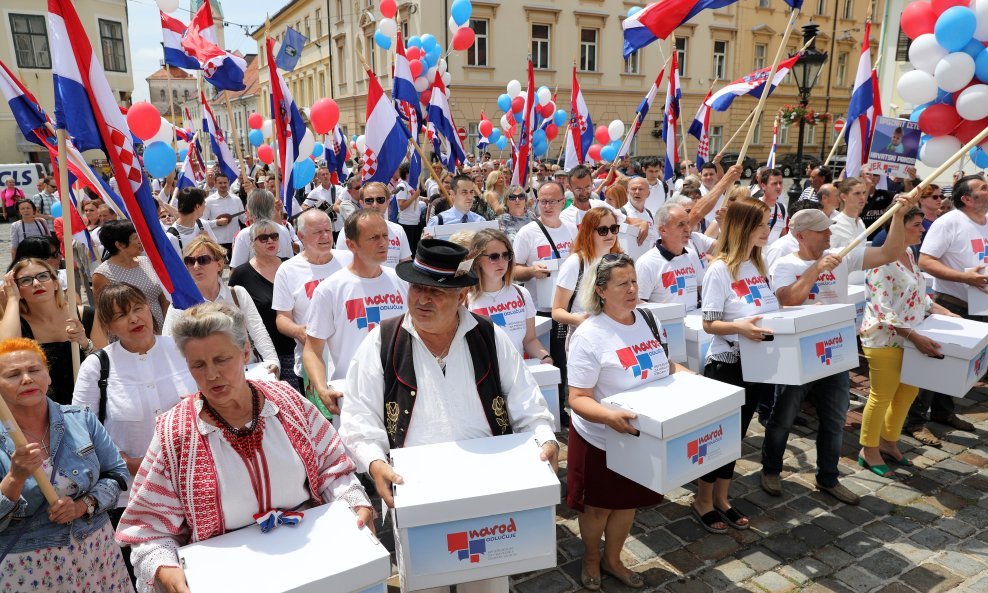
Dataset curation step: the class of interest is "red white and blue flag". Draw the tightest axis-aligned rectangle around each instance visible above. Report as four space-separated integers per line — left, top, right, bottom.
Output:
623 0 741 58
618 67 664 159
705 55 800 112
393 32 422 194
688 88 714 168
427 71 465 172
326 124 350 184
200 87 240 183
565 67 594 169
182 3 246 91
766 117 779 168
844 21 875 178
160 11 200 70
511 58 536 187
266 37 307 215
663 51 681 182
363 67 412 183
49 0 201 308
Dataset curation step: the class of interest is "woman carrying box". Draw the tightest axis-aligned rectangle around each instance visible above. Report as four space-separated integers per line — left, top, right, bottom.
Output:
697 199 779 533
858 207 957 476
566 254 690 590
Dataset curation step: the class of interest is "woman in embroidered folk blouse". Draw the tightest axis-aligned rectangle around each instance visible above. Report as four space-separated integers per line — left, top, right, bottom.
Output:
115 302 374 593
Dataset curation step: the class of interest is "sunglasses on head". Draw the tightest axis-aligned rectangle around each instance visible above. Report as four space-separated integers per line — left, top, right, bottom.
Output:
364 196 388 204
184 255 217 267
507 194 526 201
481 251 513 262
254 232 279 243
594 224 621 237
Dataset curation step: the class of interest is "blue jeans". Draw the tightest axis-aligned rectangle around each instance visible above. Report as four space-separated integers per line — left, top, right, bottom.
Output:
761 371 851 488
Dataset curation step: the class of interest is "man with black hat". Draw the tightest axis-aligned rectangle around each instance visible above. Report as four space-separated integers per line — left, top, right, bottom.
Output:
340 239 559 593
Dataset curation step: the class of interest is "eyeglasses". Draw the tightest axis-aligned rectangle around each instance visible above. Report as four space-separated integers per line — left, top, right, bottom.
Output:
15 271 53 287
538 198 563 207
363 196 388 204
594 224 621 237
507 194 526 201
254 232 279 243
183 255 218 267
481 251 513 262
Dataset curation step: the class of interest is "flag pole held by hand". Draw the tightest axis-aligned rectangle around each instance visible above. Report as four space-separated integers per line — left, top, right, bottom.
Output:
0 394 59 504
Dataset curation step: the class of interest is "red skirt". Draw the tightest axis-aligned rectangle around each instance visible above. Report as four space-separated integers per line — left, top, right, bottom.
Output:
566 426 664 512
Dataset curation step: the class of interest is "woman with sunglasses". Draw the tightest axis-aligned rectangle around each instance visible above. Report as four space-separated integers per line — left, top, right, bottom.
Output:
552 207 623 342
230 219 301 391
162 236 279 378
497 185 535 243
467 229 550 361
92 220 169 331
0 258 108 404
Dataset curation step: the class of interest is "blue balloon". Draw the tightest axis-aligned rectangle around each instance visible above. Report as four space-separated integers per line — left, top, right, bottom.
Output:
972 147 988 168
312 142 324 158
144 141 177 178
374 30 392 50
627 6 642 17
935 7 976 52
248 129 264 147
407 35 422 49
553 109 568 127
51 202 61 218
934 88 955 105
488 129 502 143
451 0 472 26
421 34 437 52
533 129 547 144
976 49 988 83
533 140 548 156
608 139 622 151
427 45 442 64
178 148 188 161
513 110 524 123
600 144 618 162
910 102 931 122
495 136 508 150
293 158 316 189
497 94 512 112
352 134 358 142
962 39 985 59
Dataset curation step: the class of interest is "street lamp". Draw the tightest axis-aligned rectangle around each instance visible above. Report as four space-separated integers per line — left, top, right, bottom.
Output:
787 24 828 203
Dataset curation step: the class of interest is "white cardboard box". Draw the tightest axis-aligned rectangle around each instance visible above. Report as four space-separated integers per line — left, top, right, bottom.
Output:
533 314 552 346
739 304 858 385
849 284 867 332
531 268 559 311
922 272 936 297
177 501 390 593
423 220 499 241
391 433 559 591
639 302 687 364
901 314 988 397
525 359 562 431
601 373 745 493
684 311 712 375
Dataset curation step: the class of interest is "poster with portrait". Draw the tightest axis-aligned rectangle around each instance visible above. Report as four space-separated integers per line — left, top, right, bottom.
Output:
866 117 920 178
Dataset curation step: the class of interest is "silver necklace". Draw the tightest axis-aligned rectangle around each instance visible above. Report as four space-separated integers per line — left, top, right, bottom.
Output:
22 423 50 457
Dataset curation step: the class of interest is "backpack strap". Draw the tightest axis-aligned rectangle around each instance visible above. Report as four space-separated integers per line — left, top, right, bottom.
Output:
95 349 110 423
166 226 183 252
636 307 669 358
533 219 561 259
566 258 585 313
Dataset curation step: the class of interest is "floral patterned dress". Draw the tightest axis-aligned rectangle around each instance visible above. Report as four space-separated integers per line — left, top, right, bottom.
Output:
859 250 934 349
0 458 133 593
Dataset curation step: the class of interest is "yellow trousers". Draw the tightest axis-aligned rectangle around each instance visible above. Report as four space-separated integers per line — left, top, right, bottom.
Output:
860 347 920 447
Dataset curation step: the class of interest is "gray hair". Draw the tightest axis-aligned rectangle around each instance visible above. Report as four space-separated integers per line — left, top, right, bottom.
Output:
296 208 330 236
171 302 249 355
578 253 636 316
249 218 280 240
655 201 688 226
246 189 275 220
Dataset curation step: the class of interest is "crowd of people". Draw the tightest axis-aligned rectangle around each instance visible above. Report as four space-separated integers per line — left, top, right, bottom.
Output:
0 149 984 593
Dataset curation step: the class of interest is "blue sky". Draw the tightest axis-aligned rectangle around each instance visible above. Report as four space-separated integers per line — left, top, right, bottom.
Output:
128 0 269 101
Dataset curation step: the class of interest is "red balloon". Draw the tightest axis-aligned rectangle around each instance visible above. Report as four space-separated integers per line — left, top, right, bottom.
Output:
479 119 493 137
420 90 432 105
931 0 969 15
257 144 274 164
406 47 422 61
511 96 525 113
588 144 603 161
594 125 611 145
452 27 475 51
126 102 162 141
248 112 263 130
409 59 424 79
508 124 516 138
953 117 988 143
309 98 340 134
919 104 962 136
380 0 397 18
901 1 937 39
545 123 558 141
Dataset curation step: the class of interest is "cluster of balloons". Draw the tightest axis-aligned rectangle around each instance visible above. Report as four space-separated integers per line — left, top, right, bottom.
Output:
373 0 400 50
447 0 476 51
127 101 179 178
247 110 323 188
898 0 988 166
406 36 452 105
588 120 627 163
490 82 568 156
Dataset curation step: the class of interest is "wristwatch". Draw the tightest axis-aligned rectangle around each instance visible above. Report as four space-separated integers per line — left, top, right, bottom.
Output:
81 495 97 519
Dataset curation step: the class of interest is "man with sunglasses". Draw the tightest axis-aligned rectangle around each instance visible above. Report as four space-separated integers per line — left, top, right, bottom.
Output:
335 181 412 268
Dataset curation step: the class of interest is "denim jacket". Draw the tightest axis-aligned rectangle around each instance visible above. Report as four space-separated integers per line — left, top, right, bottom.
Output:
0 400 128 554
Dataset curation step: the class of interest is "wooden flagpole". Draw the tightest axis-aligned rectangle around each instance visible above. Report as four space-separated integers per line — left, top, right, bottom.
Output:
165 65 178 151
0 394 59 504
55 130 80 381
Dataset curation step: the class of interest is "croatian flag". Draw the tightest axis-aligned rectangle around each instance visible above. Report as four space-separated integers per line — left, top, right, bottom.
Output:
688 88 713 168
49 0 202 308
266 37 306 215
623 0 740 58
844 21 874 178
182 2 246 91
766 118 779 168
663 51 681 182
565 67 594 169
176 142 198 190
200 88 240 183
0 60 49 140
363 67 411 184
160 11 199 70
511 58 536 188
393 32 422 194
706 55 800 112
618 67 664 159
326 124 350 184
427 72 465 172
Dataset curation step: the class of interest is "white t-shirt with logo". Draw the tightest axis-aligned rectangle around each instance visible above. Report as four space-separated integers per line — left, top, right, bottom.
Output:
272 250 354 374
763 233 799 272
556 254 589 316
769 247 864 305
621 205 659 262
689 232 716 271
396 182 422 225
567 311 671 449
701 259 780 359
513 220 578 312
468 284 536 355
920 208 988 301
335 220 412 268
306 267 408 380
636 243 706 311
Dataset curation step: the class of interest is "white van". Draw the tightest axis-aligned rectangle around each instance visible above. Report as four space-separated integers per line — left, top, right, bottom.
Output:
0 163 48 195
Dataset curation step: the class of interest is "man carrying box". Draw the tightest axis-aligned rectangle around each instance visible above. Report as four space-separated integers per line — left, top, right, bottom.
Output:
340 239 559 593
762 202 909 504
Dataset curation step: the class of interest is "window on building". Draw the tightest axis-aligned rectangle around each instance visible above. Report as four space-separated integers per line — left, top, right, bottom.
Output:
709 126 723 154
304 17 310 39
468 121 479 154
628 135 639 157
837 52 848 85
759 0 770 7
806 125 816 145
159 89 165 101
753 120 762 144
9 14 50 69
843 0 853 18
316 9 322 37
780 125 790 145
467 19 488 66
580 28 598 72
184 89 190 99
895 28 911 62
99 19 126 72
625 50 640 75
366 34 375 75
817 0 827 14
402 21 409 39
713 40 727 80
754 44 766 70
675 37 688 77
336 41 345 82
172 89 177 98
532 24 551 70
319 72 326 95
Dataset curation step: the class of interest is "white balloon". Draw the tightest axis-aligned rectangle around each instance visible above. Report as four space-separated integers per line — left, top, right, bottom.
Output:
449 16 460 33
909 34 949 74
608 119 626 141
297 128 315 161
935 52 976 92
155 0 179 13
413 75 430 92
897 70 939 105
506 80 522 98
150 118 173 144
378 18 397 38
442 72 452 86
355 134 367 154
262 119 274 138
500 114 511 131
438 58 448 74
427 66 438 81
974 0 988 41
537 87 552 105
957 83 988 119
920 135 963 167
518 91 527 103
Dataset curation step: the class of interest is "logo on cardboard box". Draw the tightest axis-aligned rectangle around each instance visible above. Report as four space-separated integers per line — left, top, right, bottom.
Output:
686 424 723 465
446 519 518 563
970 345 987 381
815 333 846 366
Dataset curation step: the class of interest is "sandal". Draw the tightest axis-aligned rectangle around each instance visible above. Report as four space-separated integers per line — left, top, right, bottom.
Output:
880 451 913 466
858 456 895 478
908 425 942 447
715 505 750 530
601 560 644 589
580 567 601 591
691 504 728 534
